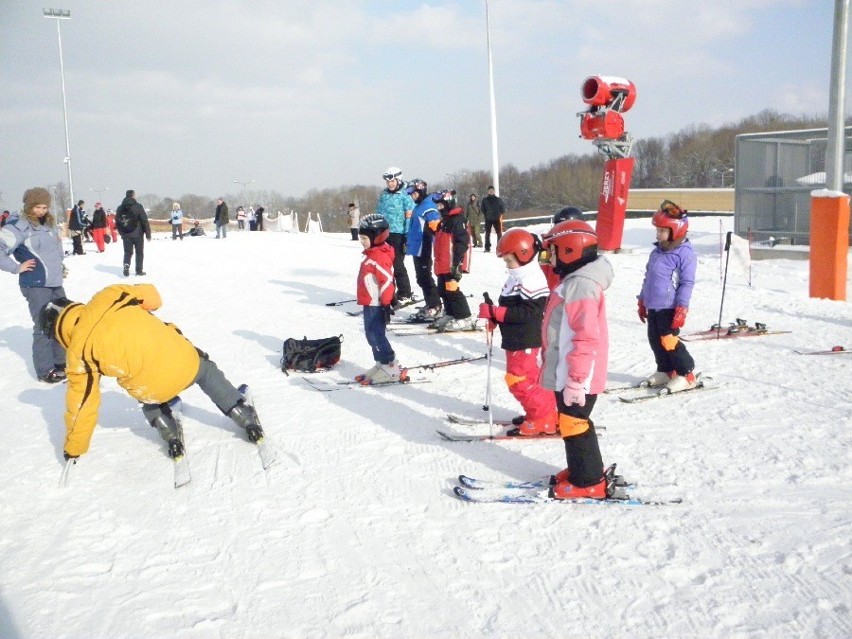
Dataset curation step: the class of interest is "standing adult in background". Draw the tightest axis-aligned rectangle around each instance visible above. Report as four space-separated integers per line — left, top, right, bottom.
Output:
347 203 361 240
116 189 151 276
214 198 229 238
481 185 506 253
375 166 415 307
0 187 67 383
255 205 265 231
465 193 483 248
236 206 246 230
170 202 184 240
247 206 257 231
91 202 108 252
68 199 87 255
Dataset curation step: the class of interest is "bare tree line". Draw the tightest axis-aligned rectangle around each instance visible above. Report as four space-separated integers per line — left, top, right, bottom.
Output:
25 109 830 233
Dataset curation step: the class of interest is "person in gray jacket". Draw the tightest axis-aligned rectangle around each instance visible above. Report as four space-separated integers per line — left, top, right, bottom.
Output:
0 187 68 382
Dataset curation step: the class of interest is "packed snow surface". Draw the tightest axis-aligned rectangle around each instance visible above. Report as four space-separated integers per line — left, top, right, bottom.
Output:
1 216 850 638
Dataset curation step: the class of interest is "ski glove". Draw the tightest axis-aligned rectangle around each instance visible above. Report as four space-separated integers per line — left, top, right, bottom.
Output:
63 451 79 461
671 306 687 329
477 302 507 323
637 299 647 323
563 378 586 407
381 305 394 325
450 264 463 281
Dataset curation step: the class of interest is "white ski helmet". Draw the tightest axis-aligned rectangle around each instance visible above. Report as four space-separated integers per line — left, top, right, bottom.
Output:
382 167 402 182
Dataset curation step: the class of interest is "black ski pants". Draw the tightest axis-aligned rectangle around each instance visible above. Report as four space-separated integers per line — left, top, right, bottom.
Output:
387 233 412 299
555 392 604 487
412 234 440 309
646 308 695 376
122 235 145 274
484 218 503 251
437 274 471 319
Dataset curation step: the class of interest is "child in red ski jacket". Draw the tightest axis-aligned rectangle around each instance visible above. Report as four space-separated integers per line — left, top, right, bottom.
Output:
354 214 404 385
430 191 475 333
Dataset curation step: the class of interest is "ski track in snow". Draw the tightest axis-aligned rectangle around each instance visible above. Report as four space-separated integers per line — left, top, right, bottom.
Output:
1 218 850 638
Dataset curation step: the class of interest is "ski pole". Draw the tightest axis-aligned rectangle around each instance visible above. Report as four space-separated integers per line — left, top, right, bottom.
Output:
325 299 357 307
482 292 495 436
716 231 733 340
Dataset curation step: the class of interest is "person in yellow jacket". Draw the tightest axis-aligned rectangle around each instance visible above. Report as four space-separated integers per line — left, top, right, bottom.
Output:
40 283 265 461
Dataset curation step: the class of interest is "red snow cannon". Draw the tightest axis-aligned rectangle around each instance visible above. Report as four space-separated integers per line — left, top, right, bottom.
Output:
581 76 636 113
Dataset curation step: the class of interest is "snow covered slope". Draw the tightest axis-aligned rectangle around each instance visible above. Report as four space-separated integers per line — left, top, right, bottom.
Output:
1 217 849 638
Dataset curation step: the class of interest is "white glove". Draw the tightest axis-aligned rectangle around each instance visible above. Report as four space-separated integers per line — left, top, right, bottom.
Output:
563 378 586 407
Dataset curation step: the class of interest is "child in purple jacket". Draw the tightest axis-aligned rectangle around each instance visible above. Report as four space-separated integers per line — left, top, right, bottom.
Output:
637 201 697 393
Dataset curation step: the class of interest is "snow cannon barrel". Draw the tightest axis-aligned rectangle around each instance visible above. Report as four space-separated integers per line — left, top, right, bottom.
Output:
581 76 636 113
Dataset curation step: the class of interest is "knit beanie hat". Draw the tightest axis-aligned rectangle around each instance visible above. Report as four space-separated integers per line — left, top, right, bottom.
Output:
22 187 52 218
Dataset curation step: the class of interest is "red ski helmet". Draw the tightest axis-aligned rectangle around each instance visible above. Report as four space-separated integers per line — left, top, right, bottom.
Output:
541 219 598 269
652 200 688 241
496 228 540 265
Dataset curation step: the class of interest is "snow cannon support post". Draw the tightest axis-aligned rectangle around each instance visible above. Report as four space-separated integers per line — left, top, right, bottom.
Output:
809 190 849 301
578 75 637 252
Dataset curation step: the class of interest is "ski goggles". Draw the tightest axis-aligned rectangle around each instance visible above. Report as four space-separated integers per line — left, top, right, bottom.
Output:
382 170 402 181
658 200 687 219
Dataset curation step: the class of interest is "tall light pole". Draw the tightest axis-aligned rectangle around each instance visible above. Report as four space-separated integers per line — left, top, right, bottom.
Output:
233 179 254 207
485 0 500 195
43 8 74 206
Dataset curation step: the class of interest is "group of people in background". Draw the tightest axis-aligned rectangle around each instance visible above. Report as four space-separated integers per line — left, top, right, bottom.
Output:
66 200 118 255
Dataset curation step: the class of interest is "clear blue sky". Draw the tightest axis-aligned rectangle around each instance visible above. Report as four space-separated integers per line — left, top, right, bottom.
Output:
1 0 847 209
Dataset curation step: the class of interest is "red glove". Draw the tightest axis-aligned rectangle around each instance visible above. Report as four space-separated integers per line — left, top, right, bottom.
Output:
637 300 647 324
563 378 586 407
671 306 687 329
477 303 507 323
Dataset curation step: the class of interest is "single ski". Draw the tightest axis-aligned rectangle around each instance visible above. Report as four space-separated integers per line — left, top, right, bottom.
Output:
682 320 790 342
453 486 681 506
347 296 421 317
446 414 517 427
458 469 632 491
619 375 713 403
169 397 192 488
437 429 560 442
794 346 849 355
301 377 429 392
405 354 487 373
604 381 650 394
238 384 277 470
390 325 483 337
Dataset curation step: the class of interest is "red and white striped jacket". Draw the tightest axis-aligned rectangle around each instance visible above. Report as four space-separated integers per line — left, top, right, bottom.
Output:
356 242 396 306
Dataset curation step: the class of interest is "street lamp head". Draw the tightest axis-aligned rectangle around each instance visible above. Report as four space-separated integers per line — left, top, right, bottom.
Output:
43 8 71 19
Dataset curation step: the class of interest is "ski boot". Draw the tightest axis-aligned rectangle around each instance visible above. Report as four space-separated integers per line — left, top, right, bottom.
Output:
228 397 265 443
355 362 381 383
641 370 672 388
507 412 558 437
664 371 697 394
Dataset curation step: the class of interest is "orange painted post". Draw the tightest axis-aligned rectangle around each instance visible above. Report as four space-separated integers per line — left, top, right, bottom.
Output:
809 191 850 300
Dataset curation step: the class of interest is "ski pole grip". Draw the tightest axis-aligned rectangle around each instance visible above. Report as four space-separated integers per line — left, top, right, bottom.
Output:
483 292 493 306
724 231 732 252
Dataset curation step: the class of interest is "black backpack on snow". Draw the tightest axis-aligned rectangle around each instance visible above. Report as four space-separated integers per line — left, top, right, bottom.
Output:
280 335 343 374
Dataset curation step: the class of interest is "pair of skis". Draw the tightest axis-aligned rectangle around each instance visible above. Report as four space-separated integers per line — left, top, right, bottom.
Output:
605 374 714 403
171 385 276 488
794 346 848 356
452 466 682 505
301 354 486 392
437 414 605 442
681 319 790 342
345 296 422 317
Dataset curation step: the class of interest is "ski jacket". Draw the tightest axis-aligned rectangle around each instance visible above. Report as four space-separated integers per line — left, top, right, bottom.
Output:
236 208 247 221
638 239 696 310
406 198 440 258
356 242 395 306
56 284 201 457
91 207 107 230
170 208 184 225
68 205 89 232
496 259 551 351
465 199 481 221
375 188 415 235
540 256 613 395
0 214 64 287
480 194 506 221
348 207 360 229
215 202 230 225
433 207 471 275
116 197 151 240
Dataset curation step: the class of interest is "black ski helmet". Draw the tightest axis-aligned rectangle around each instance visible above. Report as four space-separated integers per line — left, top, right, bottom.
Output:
358 214 390 246
553 206 584 225
39 297 77 338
